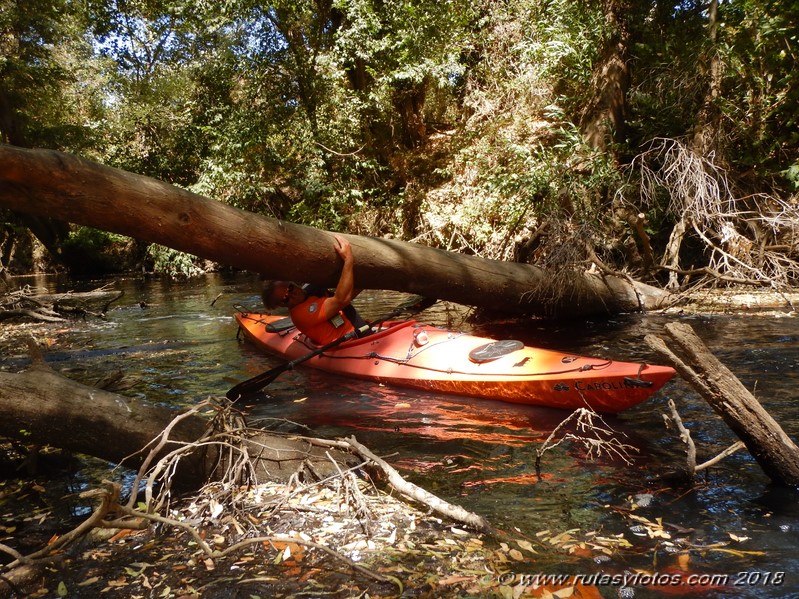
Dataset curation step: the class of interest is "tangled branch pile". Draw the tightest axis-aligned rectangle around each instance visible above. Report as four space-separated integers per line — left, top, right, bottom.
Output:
0 285 123 323
626 137 799 291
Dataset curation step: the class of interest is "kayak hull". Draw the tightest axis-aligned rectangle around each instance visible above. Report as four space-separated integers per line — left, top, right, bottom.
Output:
234 312 675 413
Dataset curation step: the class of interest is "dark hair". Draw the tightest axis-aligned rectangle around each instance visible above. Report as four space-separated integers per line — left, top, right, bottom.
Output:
261 280 282 309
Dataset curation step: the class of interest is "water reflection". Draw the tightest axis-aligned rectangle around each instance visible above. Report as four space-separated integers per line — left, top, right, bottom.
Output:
3 273 799 596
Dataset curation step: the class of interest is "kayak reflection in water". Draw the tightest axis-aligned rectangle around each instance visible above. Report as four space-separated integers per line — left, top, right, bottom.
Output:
260 234 368 345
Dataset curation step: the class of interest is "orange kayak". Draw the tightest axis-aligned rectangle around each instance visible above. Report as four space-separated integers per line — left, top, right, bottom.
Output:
234 312 675 413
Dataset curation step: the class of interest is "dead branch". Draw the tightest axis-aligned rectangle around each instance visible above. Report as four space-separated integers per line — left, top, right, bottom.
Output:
120 401 215 511
0 286 123 322
646 322 799 486
662 399 748 482
535 408 639 478
696 441 746 471
664 399 697 475
623 137 799 291
0 481 146 572
344 436 493 532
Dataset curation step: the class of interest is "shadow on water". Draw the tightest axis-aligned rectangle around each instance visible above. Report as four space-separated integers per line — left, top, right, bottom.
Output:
4 273 799 596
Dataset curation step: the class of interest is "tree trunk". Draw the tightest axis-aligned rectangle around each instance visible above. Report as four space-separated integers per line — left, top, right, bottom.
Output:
580 0 632 151
0 355 356 488
0 144 671 317
646 322 799 486
692 0 722 156
661 215 688 290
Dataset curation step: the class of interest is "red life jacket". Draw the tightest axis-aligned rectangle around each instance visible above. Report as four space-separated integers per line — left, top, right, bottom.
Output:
289 295 355 345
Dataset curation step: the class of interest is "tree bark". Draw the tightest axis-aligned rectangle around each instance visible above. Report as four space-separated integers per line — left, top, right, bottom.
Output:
661 215 688 290
0 144 671 317
646 322 799 487
692 0 722 156
580 0 632 151
0 353 356 488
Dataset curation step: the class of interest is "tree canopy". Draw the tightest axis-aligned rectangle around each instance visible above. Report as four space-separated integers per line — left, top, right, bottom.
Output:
2 0 798 293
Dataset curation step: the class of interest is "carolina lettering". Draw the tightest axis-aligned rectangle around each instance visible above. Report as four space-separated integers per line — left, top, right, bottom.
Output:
574 379 641 391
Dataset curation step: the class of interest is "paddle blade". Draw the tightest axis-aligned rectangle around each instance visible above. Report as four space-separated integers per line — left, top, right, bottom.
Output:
225 366 286 401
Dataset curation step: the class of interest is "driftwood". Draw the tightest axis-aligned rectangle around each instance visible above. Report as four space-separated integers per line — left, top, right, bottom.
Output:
646 322 799 486
0 340 491 528
0 144 672 317
663 398 746 477
344 436 493 532
0 286 123 322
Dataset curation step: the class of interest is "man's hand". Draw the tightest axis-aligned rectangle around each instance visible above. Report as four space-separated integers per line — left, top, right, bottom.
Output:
333 234 352 263
323 234 356 321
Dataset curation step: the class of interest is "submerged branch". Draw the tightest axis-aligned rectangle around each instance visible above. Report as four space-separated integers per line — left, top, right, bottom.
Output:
344 436 493 532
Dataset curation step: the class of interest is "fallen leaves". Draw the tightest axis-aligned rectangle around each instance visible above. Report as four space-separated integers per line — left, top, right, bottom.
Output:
0 442 777 599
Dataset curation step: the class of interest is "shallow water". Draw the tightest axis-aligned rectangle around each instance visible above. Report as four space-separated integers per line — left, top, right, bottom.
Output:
3 272 799 597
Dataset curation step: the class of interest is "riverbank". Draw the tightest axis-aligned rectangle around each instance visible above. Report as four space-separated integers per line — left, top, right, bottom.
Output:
0 439 739 599
1 460 508 598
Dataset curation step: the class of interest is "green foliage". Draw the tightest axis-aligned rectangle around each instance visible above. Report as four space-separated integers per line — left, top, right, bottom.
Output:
419 1 627 259
717 1 799 188
147 244 205 278
785 163 799 190
60 227 132 274
62 227 125 253
4 0 799 276
625 9 709 143
0 0 107 151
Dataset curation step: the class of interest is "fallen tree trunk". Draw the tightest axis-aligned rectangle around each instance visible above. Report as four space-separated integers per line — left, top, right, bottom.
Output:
0 343 356 487
646 322 799 486
0 144 671 318
0 341 500 535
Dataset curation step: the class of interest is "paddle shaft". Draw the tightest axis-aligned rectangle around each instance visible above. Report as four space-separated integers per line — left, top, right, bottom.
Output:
226 296 434 400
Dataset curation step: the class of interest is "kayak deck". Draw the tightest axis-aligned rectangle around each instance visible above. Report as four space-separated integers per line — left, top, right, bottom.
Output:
234 312 676 413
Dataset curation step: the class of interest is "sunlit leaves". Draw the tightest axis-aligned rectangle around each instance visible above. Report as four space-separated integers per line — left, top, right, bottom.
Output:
0 0 105 149
5 0 798 261
716 0 799 184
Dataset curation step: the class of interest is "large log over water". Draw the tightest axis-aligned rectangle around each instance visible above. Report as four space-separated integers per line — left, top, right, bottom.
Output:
646 322 799 487
0 351 355 487
0 144 671 318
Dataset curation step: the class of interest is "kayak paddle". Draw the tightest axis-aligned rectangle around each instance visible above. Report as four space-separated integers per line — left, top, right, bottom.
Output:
226 295 436 401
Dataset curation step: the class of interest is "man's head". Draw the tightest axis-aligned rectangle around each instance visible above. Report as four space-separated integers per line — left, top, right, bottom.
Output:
261 280 305 309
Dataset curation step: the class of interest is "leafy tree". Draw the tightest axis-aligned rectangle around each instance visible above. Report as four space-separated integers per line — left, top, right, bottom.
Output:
0 0 106 151
718 0 799 191
2 0 799 283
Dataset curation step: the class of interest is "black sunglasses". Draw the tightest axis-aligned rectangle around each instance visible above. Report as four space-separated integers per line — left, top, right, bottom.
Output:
281 283 295 305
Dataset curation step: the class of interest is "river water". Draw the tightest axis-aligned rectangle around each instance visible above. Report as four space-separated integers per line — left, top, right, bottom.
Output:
3 272 799 598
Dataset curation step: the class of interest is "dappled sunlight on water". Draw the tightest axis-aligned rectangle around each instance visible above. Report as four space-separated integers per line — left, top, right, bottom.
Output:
4 273 799 596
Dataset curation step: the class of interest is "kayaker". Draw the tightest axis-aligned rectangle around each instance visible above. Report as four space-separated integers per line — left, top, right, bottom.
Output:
261 234 368 345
